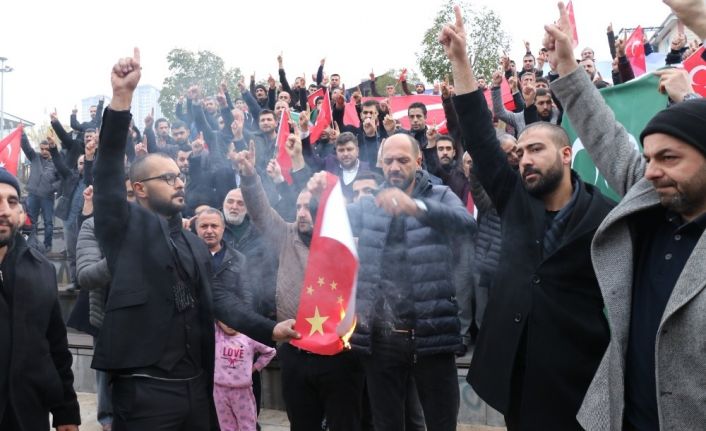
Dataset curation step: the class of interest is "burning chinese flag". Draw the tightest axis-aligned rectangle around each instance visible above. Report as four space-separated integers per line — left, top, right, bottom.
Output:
625 26 647 77
276 108 293 184
310 89 333 143
566 1 579 48
0 125 24 176
684 46 706 97
291 172 359 355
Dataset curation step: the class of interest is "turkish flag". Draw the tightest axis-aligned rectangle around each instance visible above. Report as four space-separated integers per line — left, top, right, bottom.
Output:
566 1 579 48
310 89 332 143
307 87 326 110
483 78 517 113
0 125 24 176
343 89 516 131
276 108 293 184
684 46 706 97
290 172 359 355
343 99 361 128
625 26 647 77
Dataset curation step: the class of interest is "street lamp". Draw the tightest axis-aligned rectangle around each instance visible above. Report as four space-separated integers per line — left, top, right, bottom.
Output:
0 57 14 139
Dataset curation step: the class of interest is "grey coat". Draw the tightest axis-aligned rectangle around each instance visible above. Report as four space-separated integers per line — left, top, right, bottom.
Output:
552 67 706 431
76 217 110 328
20 134 61 198
491 87 559 134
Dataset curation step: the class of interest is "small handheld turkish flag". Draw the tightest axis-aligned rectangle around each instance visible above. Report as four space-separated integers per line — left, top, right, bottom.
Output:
275 108 293 184
0 125 24 176
625 26 647 77
291 172 359 355
683 46 706 97
310 89 333 143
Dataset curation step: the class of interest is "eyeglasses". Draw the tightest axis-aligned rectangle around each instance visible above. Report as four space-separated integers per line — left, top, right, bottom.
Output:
137 172 184 186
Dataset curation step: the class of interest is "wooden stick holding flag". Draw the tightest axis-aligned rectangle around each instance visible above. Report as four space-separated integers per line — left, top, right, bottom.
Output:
290 172 359 355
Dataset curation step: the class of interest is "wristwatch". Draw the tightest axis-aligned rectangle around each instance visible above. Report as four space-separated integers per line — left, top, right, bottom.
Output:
414 199 428 213
682 92 702 102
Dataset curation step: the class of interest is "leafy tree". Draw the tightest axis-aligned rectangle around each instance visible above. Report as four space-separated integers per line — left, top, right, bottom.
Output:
159 49 243 122
417 0 510 83
371 68 423 96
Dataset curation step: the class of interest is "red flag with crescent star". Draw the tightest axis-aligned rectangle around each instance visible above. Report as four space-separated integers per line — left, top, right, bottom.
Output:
684 46 706 97
275 108 293 184
0 125 24 176
625 26 647 77
290 172 358 355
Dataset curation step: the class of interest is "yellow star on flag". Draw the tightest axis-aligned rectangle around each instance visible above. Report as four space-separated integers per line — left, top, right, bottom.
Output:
330 280 337 291
305 306 329 336
337 295 344 305
306 285 314 295
317 276 325 287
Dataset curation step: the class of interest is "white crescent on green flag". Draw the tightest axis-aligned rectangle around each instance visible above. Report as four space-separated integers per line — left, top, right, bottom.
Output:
564 73 668 202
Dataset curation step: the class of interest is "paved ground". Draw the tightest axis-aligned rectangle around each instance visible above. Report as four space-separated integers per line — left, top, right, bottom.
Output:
77 392 505 430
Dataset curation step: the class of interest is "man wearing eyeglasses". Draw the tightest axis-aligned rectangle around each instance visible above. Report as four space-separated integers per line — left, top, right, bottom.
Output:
92 48 300 431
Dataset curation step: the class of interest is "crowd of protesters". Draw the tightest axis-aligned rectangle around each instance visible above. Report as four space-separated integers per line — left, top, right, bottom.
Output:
2 0 706 430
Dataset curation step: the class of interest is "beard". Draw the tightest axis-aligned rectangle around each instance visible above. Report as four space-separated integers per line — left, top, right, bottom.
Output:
522 156 564 197
225 212 246 225
387 171 415 192
148 190 186 217
0 220 17 248
653 167 706 216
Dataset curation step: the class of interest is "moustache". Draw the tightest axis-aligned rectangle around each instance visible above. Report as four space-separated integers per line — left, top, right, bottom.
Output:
523 166 541 179
172 191 186 199
653 180 677 189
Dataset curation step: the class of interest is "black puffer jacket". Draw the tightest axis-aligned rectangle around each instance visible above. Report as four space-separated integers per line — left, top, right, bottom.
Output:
348 170 476 356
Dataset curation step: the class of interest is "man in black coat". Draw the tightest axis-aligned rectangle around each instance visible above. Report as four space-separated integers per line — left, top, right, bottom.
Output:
308 133 476 431
92 49 298 430
441 10 612 430
0 169 80 431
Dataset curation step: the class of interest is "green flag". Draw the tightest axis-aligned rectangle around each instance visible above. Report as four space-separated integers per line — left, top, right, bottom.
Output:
564 73 668 201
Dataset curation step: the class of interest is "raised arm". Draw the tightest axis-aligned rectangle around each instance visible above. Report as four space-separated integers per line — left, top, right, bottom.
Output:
235 141 289 247
442 6 521 213
47 139 72 179
278 53 293 94
546 2 648 196
93 49 140 246
20 130 36 160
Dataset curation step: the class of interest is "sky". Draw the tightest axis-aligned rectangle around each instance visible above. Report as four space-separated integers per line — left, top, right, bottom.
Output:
0 0 672 127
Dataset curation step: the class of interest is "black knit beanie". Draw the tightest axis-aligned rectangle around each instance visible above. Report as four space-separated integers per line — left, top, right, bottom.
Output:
0 168 21 196
640 98 706 157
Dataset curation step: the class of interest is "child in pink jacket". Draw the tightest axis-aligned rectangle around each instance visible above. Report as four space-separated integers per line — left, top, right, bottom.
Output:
214 321 276 431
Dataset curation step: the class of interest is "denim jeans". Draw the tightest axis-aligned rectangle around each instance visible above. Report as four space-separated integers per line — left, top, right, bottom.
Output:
94 339 113 427
363 332 460 431
26 194 55 250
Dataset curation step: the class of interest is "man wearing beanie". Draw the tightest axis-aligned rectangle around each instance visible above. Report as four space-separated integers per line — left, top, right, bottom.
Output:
546 1 706 430
0 168 81 430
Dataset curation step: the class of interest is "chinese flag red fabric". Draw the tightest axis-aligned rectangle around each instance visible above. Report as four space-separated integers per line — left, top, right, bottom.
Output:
307 87 326 110
625 26 647 77
0 125 23 176
567 1 579 48
276 109 293 184
310 90 332 143
291 172 359 355
684 46 706 97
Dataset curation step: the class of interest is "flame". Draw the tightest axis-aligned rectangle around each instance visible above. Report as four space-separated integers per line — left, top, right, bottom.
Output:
337 308 357 350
